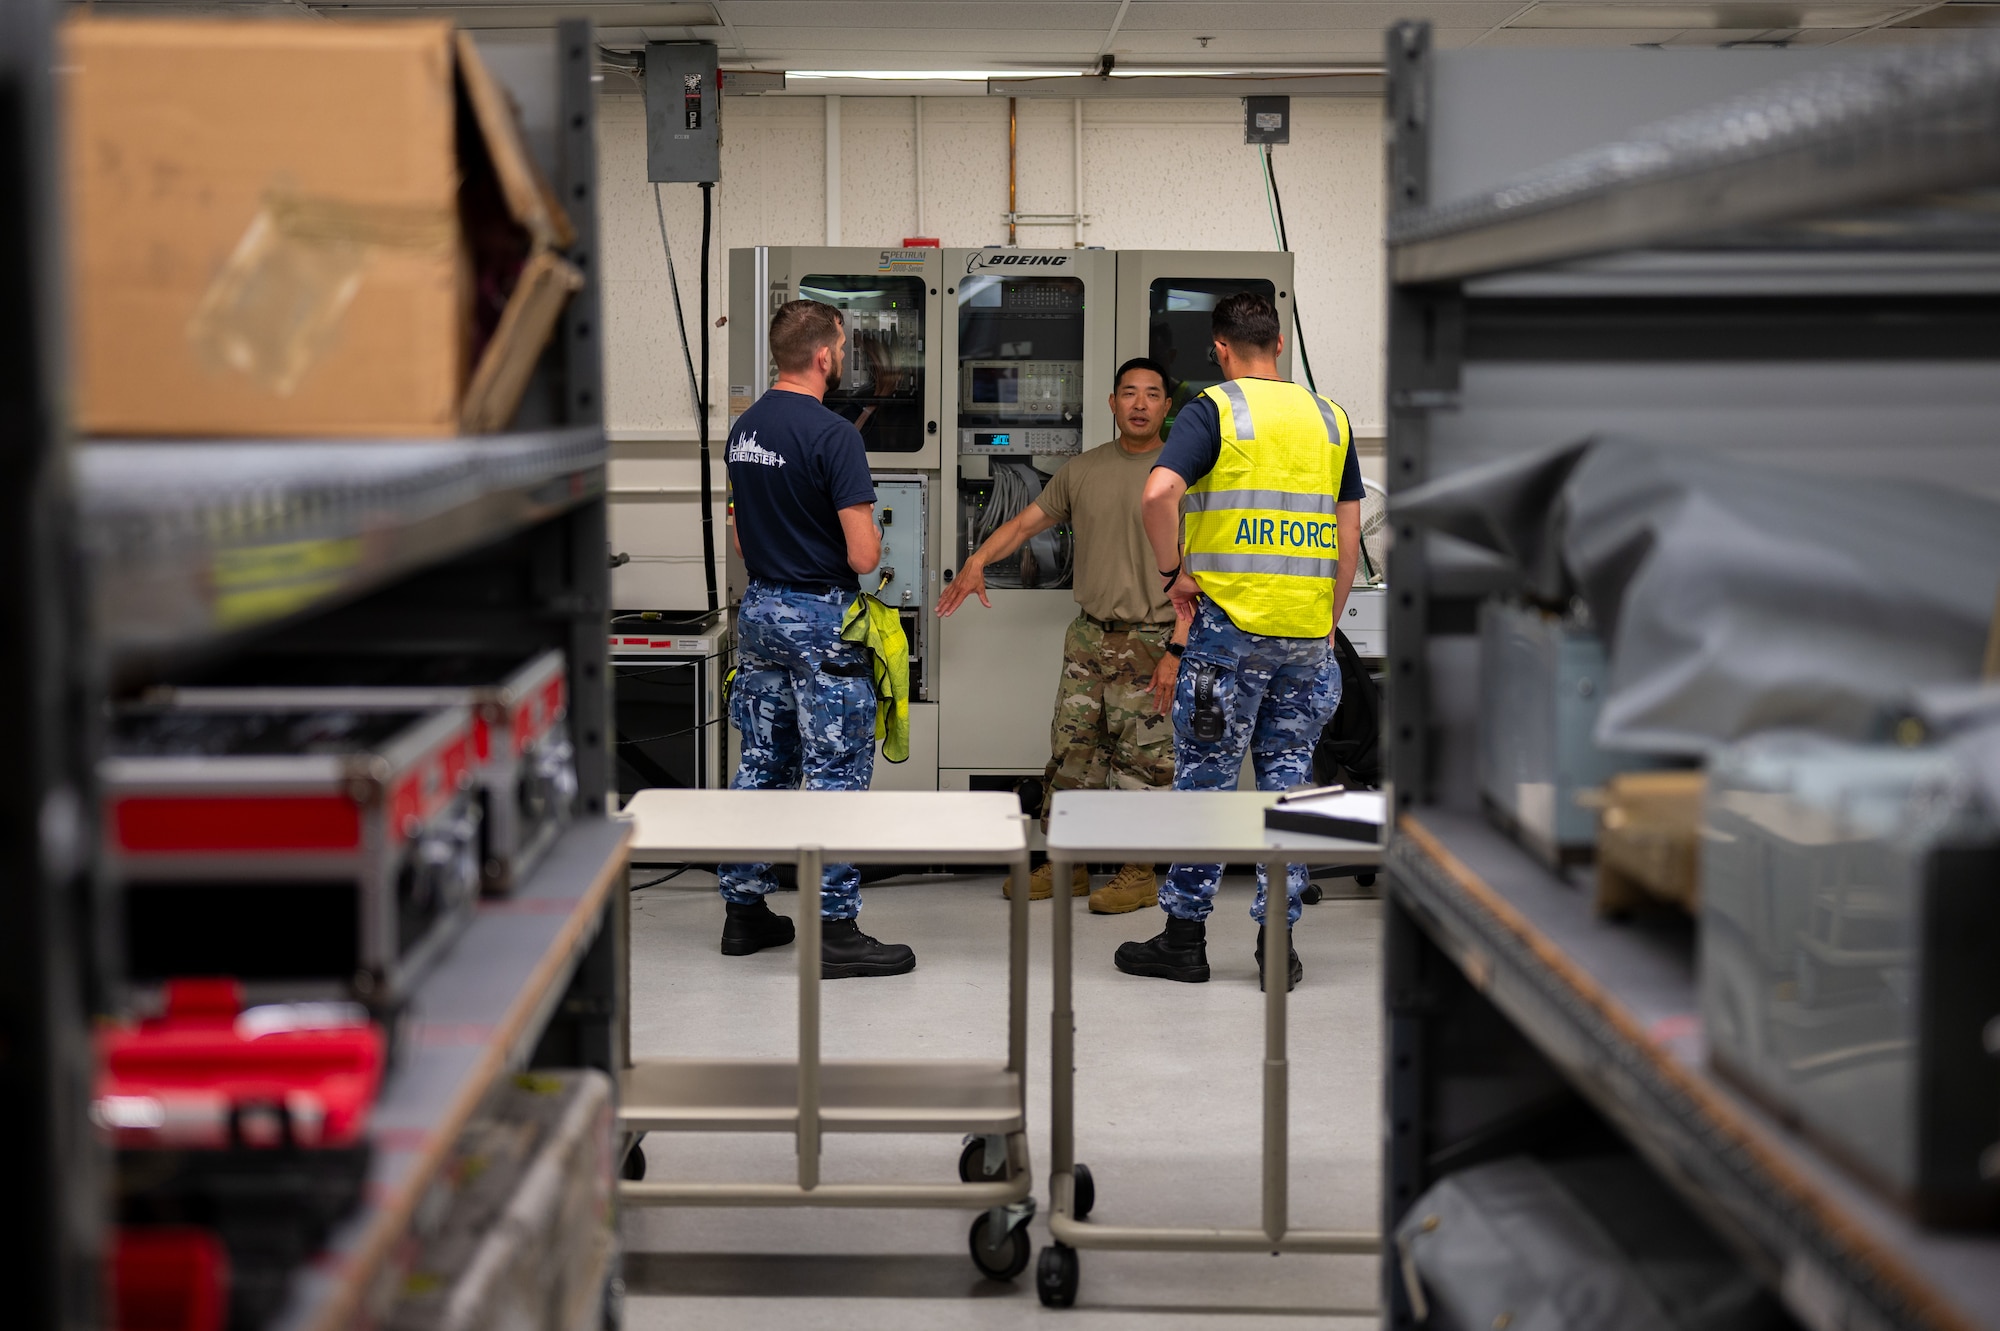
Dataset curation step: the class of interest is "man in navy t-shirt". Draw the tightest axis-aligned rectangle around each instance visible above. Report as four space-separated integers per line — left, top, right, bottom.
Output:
716 299 916 978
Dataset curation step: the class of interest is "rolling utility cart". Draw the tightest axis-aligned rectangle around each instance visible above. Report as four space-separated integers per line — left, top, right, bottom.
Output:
617 789 1040 1280
1039 790 1385 1308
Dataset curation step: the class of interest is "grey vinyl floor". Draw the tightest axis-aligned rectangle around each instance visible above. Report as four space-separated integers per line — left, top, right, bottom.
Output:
620 868 1383 1330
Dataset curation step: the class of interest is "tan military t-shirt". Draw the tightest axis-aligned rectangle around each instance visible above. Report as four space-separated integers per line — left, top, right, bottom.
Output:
1034 440 1176 626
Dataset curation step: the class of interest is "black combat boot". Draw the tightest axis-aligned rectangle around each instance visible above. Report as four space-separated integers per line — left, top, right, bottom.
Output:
720 898 795 956
1255 924 1303 992
821 918 916 978
1114 915 1210 983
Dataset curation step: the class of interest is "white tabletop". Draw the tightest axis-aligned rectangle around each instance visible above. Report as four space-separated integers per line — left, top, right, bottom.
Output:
1045 791 1383 863
620 789 1028 862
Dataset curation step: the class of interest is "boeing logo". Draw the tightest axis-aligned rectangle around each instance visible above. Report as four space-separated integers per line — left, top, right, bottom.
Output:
966 253 1071 274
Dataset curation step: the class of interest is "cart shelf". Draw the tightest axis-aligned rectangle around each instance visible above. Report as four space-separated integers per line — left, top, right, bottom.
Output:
78 427 605 669
621 1058 1022 1135
1389 808 2000 1331
268 816 630 1331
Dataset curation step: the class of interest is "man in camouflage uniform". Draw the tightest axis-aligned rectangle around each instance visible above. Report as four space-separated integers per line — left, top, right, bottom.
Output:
719 299 915 979
1125 292 1364 991
938 358 1188 913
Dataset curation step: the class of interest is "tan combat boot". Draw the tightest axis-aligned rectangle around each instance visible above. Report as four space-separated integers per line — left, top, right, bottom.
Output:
1003 861 1090 900
1089 863 1159 915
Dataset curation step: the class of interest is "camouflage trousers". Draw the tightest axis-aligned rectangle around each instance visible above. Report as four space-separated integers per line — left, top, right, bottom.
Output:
1041 615 1176 816
720 580 876 919
1163 599 1341 926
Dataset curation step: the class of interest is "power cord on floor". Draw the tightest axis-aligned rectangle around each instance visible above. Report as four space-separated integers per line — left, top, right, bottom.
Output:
630 864 697 890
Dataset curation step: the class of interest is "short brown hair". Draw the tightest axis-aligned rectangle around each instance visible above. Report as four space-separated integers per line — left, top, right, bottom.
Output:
1211 291 1281 351
770 299 844 374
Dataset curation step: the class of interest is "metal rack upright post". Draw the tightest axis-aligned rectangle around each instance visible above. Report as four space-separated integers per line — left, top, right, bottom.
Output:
1 0 105 1323
1380 25 2000 1331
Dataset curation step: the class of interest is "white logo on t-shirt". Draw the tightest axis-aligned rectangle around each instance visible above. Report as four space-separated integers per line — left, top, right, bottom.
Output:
728 431 786 468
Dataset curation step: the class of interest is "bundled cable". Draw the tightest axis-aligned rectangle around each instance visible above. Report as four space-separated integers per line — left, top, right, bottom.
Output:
977 461 1072 589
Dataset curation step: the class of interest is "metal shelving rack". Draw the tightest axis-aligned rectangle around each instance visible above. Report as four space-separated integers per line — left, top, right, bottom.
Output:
18 16 630 1329
1380 25 2000 1331
2 0 106 1324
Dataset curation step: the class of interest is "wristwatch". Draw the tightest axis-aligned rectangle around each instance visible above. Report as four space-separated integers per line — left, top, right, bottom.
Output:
1164 641 1185 658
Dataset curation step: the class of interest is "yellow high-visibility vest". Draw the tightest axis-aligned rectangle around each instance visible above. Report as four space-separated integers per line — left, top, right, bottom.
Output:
1182 377 1352 639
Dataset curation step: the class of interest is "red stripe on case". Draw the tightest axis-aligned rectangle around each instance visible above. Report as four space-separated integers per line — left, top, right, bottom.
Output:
114 796 361 852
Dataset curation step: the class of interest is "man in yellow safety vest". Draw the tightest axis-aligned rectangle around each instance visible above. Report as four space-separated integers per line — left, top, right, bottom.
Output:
1122 291 1363 992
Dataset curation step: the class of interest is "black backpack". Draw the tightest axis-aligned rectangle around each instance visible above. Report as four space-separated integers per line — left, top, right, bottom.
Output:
1313 628 1381 789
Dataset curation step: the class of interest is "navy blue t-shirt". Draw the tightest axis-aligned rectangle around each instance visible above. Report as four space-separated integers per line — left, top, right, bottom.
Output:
1156 388 1365 501
727 389 876 592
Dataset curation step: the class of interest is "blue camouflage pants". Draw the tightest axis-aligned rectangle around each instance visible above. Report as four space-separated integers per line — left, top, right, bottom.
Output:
720 580 877 920
1162 599 1342 926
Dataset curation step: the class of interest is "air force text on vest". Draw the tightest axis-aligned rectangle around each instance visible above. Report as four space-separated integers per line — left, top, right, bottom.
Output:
1234 516 1336 550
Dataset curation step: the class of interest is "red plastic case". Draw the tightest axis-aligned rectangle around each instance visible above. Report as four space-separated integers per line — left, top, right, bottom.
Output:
113 1227 230 1331
99 980 385 1331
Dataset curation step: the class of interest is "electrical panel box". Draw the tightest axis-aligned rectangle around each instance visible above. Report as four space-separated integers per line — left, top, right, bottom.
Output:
1245 95 1291 145
645 42 719 184
869 475 928 613
868 473 931 705
1114 250 1294 436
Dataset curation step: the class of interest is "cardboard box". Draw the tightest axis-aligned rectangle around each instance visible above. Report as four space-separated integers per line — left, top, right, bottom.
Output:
1592 770 1705 917
64 18 580 437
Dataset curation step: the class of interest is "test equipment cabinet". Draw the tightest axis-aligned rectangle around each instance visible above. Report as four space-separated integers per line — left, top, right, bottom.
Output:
937 247 1114 796
1113 249 1294 433
726 245 946 788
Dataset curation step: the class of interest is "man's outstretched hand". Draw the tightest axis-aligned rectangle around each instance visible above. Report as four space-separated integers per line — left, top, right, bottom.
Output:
935 560 990 616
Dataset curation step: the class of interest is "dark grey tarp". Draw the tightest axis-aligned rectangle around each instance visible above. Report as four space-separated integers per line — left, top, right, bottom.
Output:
1394 437 2000 755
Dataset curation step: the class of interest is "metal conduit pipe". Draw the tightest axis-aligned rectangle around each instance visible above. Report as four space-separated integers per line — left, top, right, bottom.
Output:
1073 98 1085 248
1007 96 1018 246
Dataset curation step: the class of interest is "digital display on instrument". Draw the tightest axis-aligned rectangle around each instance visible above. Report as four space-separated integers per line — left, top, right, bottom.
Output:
976 432 1012 449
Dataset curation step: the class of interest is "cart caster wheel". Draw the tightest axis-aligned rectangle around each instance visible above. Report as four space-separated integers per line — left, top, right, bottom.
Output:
1036 1243 1080 1308
1301 883 1324 905
1071 1162 1095 1220
969 1211 1031 1282
1356 872 1376 888
621 1141 646 1182
959 1136 1007 1183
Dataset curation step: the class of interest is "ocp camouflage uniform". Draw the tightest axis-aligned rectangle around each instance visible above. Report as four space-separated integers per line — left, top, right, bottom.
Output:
1041 614 1176 816
720 580 876 919
1162 598 1342 926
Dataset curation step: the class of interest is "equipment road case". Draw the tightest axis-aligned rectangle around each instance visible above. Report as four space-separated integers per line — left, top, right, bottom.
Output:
1700 730 2000 1227
386 1070 615 1331
99 979 386 1330
148 649 573 895
104 703 483 1010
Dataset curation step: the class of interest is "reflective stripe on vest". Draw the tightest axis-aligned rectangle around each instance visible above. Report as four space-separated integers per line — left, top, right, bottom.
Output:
1182 378 1352 639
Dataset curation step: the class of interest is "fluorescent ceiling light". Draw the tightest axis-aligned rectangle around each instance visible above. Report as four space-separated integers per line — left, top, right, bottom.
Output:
786 70 1065 80
1511 2 1914 26
1105 66 1380 76
788 66 1375 81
